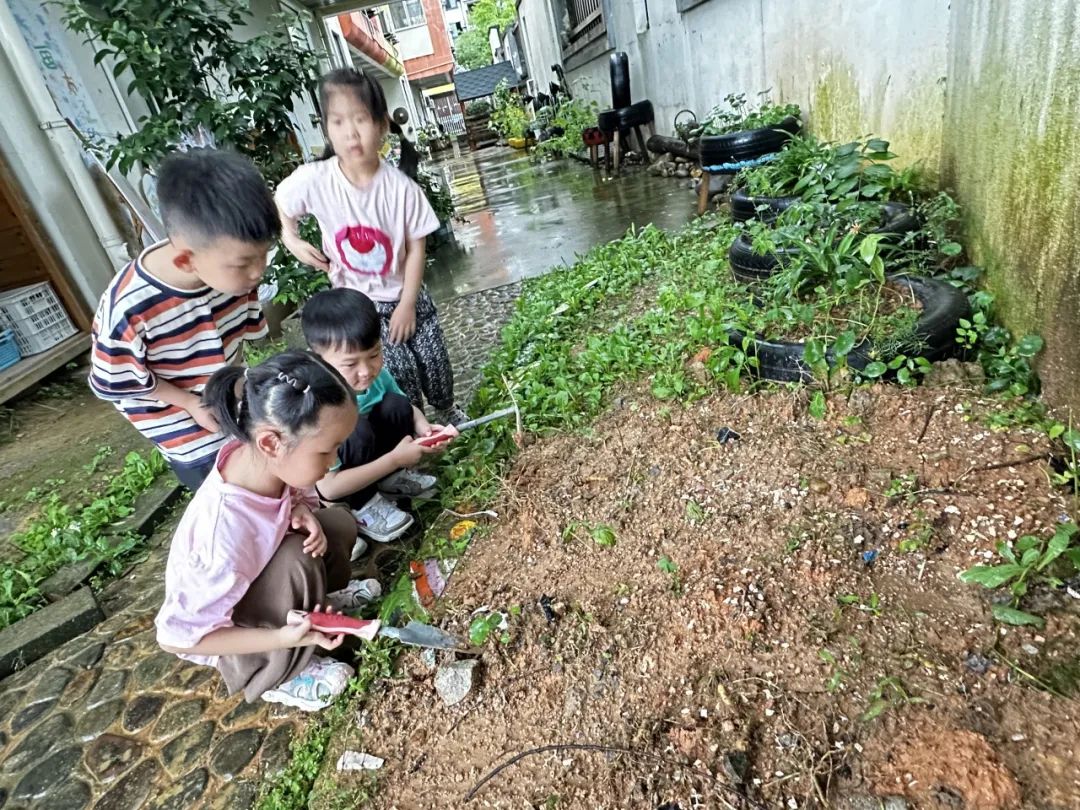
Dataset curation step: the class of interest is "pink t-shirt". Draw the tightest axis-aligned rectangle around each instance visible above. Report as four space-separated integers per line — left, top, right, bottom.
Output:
275 158 439 302
155 441 321 667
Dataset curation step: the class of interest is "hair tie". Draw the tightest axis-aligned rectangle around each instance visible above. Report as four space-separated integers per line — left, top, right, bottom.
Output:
276 371 311 394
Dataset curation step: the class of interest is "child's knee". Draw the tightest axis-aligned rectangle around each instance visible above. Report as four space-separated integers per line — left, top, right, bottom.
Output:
316 506 358 547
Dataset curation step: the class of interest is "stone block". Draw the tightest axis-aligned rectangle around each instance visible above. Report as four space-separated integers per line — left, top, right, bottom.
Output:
0 588 104 680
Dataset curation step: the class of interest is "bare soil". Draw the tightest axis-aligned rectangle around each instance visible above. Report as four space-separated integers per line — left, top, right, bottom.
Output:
0 363 145 560
328 381 1080 809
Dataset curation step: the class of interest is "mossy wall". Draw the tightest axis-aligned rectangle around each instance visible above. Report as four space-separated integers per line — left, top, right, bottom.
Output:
943 0 1080 412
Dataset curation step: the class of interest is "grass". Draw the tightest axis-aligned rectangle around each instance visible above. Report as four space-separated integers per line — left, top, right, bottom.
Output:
0 448 168 629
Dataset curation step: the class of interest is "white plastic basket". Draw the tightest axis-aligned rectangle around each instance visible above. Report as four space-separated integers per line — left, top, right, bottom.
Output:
0 282 78 356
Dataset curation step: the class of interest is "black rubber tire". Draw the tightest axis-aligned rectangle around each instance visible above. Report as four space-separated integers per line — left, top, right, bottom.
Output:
731 275 971 383
699 116 801 167
616 100 654 129
597 108 620 134
728 232 798 284
875 201 919 238
730 188 801 223
610 52 631 110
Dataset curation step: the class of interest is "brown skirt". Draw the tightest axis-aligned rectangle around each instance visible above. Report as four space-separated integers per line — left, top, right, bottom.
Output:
217 506 355 702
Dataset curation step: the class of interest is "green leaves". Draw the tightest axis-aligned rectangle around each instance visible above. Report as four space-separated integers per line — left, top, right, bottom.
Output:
862 361 888 379
809 390 827 420
990 605 1044 628
58 0 321 181
959 564 1026 589
1016 334 1045 358
959 522 1080 629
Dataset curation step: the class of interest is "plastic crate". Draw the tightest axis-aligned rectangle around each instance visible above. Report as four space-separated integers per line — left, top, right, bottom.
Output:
0 329 20 372
0 282 78 356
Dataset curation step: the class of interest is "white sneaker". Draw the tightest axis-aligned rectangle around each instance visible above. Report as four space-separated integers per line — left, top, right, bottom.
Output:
261 656 354 712
352 493 414 543
350 535 369 562
326 578 383 610
378 468 438 498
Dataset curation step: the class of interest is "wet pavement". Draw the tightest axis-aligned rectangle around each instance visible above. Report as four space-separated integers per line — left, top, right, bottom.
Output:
424 148 698 301
0 148 697 809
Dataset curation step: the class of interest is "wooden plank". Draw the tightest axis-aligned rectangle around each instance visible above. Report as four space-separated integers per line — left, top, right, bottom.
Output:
0 333 88 405
0 153 93 331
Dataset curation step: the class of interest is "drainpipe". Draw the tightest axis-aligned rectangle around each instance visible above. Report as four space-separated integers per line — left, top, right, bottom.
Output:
0 3 132 279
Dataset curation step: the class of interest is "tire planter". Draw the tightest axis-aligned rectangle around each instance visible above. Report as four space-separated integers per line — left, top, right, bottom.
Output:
730 188 801 222
727 202 920 284
728 232 802 285
731 275 970 383
699 116 801 168
610 52 631 110
616 100 654 129
597 108 620 134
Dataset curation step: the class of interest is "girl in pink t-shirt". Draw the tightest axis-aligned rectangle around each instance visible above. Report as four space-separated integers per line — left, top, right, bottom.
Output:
155 350 381 711
277 68 467 426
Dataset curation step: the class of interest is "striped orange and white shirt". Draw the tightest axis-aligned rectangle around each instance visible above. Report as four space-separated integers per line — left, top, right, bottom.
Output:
88 242 267 468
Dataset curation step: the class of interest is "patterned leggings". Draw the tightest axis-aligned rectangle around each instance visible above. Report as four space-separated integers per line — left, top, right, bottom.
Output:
375 288 455 411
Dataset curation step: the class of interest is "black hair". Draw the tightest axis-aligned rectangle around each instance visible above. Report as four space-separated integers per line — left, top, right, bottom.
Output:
203 349 352 444
156 148 280 245
301 288 381 352
317 68 420 180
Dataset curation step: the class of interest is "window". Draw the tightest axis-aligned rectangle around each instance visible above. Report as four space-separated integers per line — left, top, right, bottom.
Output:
565 0 605 47
389 0 426 29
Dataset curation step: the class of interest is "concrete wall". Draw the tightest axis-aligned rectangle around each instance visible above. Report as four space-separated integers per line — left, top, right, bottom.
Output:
541 0 949 169
526 0 1080 409
517 0 563 98
943 0 1080 410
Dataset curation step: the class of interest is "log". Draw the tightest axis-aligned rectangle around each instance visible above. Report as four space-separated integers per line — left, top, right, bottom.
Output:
646 134 697 160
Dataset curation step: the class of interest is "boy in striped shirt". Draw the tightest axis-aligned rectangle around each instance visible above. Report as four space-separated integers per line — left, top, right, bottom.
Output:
89 149 279 490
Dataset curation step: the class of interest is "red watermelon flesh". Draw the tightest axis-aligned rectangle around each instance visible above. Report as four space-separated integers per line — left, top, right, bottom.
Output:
286 609 380 640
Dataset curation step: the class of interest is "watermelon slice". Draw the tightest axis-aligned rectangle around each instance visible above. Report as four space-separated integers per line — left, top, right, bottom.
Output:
286 609 380 640
415 427 456 448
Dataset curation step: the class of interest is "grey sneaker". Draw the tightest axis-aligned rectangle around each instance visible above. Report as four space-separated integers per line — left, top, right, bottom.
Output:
326 578 383 610
352 493 414 543
349 535 369 562
378 468 437 498
434 404 470 427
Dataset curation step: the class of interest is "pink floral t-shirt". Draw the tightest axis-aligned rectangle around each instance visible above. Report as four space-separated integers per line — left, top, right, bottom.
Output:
275 158 439 302
155 441 321 667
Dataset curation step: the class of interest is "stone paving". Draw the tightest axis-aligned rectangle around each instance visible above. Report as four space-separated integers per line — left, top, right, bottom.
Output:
437 281 522 407
0 281 525 809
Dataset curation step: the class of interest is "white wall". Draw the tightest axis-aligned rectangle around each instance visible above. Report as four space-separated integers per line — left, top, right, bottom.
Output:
543 0 949 167
518 0 572 98
398 23 435 60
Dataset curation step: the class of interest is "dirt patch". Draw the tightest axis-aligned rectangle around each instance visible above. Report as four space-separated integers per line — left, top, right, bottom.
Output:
327 383 1080 809
0 364 145 560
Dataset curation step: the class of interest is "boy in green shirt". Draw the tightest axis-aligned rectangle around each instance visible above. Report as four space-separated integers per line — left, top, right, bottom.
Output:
303 289 456 549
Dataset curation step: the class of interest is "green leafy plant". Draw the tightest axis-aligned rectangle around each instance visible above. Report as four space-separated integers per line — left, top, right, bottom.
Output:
488 80 530 140
959 523 1080 628
698 92 800 136
533 97 600 160
418 170 456 223
469 609 509 645
818 648 848 692
657 555 682 595
0 449 168 629
563 521 617 548
862 675 925 721
57 0 320 181
453 0 515 69
740 135 925 203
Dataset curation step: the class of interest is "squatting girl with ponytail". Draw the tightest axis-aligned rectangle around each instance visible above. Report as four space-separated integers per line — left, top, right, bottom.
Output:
275 67 467 427
155 350 382 712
